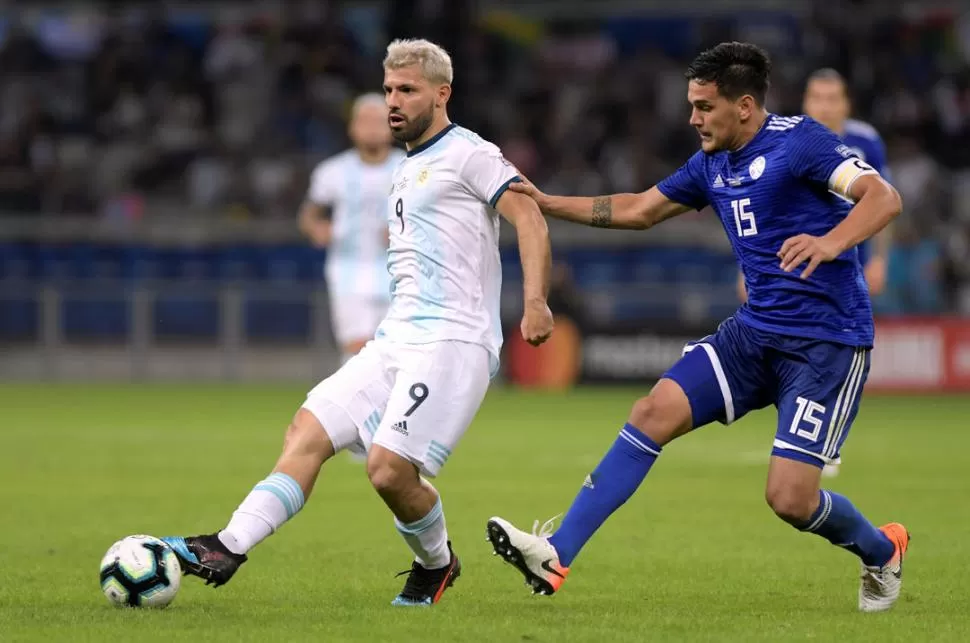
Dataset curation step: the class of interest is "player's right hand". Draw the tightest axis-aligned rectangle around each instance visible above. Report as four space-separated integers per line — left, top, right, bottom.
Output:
508 175 550 212
521 299 554 346
305 222 332 248
864 255 887 295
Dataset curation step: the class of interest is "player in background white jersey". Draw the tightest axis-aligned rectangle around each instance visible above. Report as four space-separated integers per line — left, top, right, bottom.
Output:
299 94 405 363
162 39 554 607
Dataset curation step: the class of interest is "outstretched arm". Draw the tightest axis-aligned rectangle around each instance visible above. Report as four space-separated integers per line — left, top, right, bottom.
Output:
508 179 691 230
495 189 554 346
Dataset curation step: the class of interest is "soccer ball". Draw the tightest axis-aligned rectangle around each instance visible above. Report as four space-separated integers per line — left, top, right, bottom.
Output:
99 535 182 608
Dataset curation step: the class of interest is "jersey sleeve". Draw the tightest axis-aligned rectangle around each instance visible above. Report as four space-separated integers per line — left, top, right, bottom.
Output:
307 162 338 206
459 143 521 207
656 151 709 211
788 119 879 202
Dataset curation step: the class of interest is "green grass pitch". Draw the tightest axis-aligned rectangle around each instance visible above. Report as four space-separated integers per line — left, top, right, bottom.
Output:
0 383 967 642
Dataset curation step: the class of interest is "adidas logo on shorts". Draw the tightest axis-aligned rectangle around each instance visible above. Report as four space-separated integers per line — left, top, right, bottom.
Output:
390 420 409 436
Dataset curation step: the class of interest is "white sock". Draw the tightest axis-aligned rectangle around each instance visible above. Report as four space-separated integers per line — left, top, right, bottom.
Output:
218 472 305 555
394 496 451 569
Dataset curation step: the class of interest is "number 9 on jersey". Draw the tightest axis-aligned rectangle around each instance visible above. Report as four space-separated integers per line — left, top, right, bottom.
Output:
395 198 404 232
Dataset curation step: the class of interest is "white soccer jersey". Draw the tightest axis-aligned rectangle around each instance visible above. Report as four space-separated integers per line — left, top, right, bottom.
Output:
376 124 520 367
307 148 406 300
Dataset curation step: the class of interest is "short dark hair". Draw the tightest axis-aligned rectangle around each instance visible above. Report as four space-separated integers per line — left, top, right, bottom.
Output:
806 67 848 96
685 42 772 105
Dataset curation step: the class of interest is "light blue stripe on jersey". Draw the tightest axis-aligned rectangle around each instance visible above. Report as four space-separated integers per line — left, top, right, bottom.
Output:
407 136 455 330
411 202 444 333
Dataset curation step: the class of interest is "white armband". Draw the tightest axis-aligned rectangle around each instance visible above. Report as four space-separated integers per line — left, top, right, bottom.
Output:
827 158 878 202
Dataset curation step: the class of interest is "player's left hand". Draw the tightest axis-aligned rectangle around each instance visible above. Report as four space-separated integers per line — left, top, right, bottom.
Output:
864 255 887 295
521 299 554 346
777 234 840 279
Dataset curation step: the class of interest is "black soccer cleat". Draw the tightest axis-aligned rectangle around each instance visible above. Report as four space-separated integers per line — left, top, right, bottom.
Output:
161 534 247 588
390 542 461 606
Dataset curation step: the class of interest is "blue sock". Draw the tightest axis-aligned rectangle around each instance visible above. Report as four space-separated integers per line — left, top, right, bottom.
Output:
548 424 661 567
800 490 895 567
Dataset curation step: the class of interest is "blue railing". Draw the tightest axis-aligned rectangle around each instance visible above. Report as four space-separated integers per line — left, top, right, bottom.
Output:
0 241 740 341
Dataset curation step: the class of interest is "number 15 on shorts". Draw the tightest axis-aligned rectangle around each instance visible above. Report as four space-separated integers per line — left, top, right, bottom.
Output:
789 396 825 442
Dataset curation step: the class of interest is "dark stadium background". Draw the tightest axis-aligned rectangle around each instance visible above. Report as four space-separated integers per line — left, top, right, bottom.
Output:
0 0 966 386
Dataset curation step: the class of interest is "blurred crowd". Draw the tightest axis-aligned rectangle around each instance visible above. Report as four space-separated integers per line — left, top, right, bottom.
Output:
1 0 969 313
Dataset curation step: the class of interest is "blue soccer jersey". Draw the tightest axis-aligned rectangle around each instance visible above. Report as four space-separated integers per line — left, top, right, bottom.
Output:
658 114 879 348
841 119 889 180
840 119 890 267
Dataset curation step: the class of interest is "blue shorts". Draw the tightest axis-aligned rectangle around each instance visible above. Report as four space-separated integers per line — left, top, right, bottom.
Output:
663 316 870 467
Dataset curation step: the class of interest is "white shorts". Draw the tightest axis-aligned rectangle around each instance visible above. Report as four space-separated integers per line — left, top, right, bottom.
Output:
330 295 389 347
302 339 492 477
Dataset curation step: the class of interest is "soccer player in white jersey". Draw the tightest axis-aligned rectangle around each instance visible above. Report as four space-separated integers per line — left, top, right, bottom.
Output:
299 93 405 363
162 39 555 607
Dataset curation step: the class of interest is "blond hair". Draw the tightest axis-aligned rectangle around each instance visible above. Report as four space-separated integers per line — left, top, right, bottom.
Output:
383 38 453 85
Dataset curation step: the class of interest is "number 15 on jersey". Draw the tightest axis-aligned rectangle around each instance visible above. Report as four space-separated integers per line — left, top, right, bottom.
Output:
732 198 758 238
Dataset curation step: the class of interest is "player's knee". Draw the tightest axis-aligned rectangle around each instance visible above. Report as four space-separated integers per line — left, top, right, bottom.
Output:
366 451 417 497
627 386 691 446
765 484 817 525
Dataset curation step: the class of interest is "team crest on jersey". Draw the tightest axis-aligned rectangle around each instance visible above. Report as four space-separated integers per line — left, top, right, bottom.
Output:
749 156 766 180
417 167 431 186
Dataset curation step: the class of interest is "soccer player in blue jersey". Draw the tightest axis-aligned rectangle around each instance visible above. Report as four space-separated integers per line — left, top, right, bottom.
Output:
740 67 894 306
737 68 895 477
486 42 909 613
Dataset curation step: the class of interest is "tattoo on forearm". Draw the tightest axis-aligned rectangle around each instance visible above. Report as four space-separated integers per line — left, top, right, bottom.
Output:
591 196 612 228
